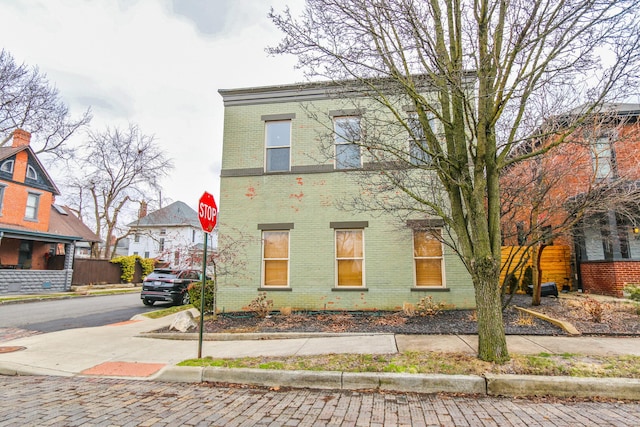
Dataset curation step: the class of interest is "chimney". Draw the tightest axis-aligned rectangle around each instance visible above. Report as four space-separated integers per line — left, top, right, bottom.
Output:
12 129 31 148
138 201 148 219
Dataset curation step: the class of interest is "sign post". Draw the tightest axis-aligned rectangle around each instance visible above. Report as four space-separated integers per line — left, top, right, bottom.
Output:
197 191 217 358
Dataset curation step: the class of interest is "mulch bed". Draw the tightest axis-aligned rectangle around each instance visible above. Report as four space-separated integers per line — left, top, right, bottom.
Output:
157 294 640 337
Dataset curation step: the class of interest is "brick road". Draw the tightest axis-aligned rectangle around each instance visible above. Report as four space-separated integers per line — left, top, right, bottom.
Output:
1 376 639 426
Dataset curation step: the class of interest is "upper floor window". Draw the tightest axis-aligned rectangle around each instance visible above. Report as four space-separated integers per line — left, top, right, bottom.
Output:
408 112 435 166
334 116 361 169
413 229 444 287
0 184 5 215
265 121 291 172
262 230 289 287
25 192 40 220
0 160 14 174
159 238 165 252
160 228 167 236
26 165 38 180
591 133 616 180
134 233 141 243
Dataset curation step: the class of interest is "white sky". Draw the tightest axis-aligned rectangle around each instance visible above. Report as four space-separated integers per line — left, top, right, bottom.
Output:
0 0 304 212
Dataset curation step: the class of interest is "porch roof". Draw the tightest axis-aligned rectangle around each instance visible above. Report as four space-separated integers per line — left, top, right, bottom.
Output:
0 226 82 244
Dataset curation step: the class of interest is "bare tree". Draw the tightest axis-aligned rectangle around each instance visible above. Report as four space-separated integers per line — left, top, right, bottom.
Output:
0 49 91 158
66 124 173 259
269 0 640 362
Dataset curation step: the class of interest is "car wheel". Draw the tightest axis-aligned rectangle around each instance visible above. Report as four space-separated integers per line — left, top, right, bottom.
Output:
143 298 154 306
180 291 190 306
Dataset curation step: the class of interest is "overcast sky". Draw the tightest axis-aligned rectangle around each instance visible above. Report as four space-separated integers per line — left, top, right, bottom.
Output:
0 0 304 212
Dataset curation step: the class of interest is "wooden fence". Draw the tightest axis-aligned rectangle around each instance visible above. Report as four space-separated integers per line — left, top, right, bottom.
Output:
500 245 572 290
70 258 143 285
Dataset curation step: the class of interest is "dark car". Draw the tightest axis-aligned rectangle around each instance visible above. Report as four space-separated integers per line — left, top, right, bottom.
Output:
140 269 203 306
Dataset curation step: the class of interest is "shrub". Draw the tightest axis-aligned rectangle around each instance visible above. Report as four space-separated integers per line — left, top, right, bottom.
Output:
624 284 640 302
249 292 273 318
188 280 216 314
110 255 138 283
415 296 446 317
521 266 533 290
139 257 156 278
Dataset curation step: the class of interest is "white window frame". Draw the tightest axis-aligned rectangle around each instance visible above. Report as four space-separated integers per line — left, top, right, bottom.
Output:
261 230 290 287
265 120 292 172
0 184 5 215
592 133 615 180
25 192 40 221
334 116 362 169
408 112 435 166
412 228 445 288
335 228 365 287
0 160 14 174
26 165 38 180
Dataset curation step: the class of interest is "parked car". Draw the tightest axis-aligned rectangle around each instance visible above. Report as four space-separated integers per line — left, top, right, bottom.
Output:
140 269 203 306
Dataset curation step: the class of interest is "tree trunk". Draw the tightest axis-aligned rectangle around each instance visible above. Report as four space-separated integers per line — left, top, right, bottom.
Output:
532 244 545 306
471 257 510 363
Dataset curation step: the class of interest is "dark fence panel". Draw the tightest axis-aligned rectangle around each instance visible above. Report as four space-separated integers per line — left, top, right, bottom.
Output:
70 258 143 285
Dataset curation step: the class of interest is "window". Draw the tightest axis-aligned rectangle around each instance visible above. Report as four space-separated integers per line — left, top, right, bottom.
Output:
265 121 291 172
144 251 150 258
192 230 196 242
159 238 165 252
413 229 444 287
262 231 289 287
26 165 38 180
335 229 364 287
134 233 140 243
0 160 14 173
160 228 167 236
408 112 435 166
25 193 40 220
592 134 615 180
0 185 5 214
334 116 361 169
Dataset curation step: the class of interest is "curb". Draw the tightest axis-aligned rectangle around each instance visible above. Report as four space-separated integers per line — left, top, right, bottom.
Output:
152 366 640 399
139 331 388 341
154 366 486 395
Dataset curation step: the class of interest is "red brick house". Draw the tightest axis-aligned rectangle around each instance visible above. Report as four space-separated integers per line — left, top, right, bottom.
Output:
0 129 100 294
501 104 640 297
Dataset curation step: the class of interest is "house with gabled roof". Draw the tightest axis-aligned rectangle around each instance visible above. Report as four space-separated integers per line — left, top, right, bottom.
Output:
127 201 216 268
0 129 100 294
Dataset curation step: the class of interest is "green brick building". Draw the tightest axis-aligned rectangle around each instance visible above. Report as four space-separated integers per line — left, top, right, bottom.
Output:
217 81 474 312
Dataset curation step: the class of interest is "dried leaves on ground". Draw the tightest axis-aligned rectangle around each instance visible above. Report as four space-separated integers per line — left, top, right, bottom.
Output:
191 294 639 337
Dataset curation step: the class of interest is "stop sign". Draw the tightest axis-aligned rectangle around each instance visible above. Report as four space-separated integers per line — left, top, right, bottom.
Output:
198 191 217 232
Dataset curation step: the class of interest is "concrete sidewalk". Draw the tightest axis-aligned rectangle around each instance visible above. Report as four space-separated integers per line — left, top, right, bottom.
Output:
1 310 640 399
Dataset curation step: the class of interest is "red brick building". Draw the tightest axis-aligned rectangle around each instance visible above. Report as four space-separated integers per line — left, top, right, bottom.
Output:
501 104 640 297
0 129 100 294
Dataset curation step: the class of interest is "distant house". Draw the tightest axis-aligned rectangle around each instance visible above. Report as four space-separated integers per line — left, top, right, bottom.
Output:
0 129 100 294
127 201 216 268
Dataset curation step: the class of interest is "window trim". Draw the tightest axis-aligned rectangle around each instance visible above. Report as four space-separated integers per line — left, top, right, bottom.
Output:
335 228 365 288
0 160 14 174
0 184 5 215
24 192 41 221
261 230 290 288
407 112 435 166
412 228 446 289
26 165 38 180
333 116 362 170
265 120 292 173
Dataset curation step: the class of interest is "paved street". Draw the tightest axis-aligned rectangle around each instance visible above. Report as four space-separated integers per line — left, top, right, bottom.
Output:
2 376 639 426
